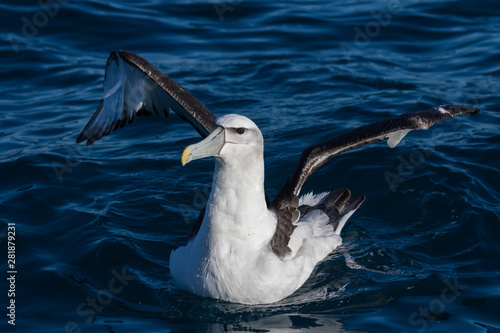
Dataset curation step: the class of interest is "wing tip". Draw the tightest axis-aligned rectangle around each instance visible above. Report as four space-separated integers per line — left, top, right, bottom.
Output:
75 134 84 144
386 104 480 148
76 131 98 146
470 106 480 114
437 104 480 116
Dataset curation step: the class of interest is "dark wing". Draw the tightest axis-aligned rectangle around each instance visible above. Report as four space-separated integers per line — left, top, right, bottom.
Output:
76 50 216 145
270 105 479 257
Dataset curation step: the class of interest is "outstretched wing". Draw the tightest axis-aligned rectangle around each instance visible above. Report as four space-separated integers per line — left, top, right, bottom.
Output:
270 105 479 257
76 50 216 145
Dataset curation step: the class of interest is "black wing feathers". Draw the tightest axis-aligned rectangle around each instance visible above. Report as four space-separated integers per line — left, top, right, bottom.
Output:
77 51 216 145
270 105 479 258
272 105 479 209
76 52 479 259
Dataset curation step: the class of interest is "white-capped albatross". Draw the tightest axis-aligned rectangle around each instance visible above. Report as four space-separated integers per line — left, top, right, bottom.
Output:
77 50 479 304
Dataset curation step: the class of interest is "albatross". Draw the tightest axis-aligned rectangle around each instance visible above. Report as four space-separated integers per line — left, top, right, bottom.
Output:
77 51 479 305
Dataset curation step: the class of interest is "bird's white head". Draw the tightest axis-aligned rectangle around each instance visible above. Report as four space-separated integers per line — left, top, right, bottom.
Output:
181 114 264 166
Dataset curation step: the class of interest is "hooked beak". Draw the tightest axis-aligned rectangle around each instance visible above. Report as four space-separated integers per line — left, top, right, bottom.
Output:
181 126 225 166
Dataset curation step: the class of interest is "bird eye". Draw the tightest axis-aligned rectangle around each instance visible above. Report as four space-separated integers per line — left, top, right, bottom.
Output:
236 128 246 135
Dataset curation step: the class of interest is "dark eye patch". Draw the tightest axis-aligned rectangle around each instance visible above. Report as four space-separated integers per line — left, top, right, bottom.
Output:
236 128 246 135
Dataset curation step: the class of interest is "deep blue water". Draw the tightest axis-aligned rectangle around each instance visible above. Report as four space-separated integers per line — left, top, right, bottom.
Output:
1 0 499 332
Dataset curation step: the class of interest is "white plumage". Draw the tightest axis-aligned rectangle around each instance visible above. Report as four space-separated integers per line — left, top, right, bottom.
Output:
76 50 479 305
170 115 349 304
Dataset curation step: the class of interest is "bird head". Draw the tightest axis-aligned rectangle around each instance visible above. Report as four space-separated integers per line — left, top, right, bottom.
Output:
181 114 264 166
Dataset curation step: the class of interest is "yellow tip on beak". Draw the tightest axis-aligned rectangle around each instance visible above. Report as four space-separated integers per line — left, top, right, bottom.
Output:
181 145 193 166
180 126 225 166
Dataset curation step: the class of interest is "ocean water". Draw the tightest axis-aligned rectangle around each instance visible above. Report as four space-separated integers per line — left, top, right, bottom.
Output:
1 0 499 332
